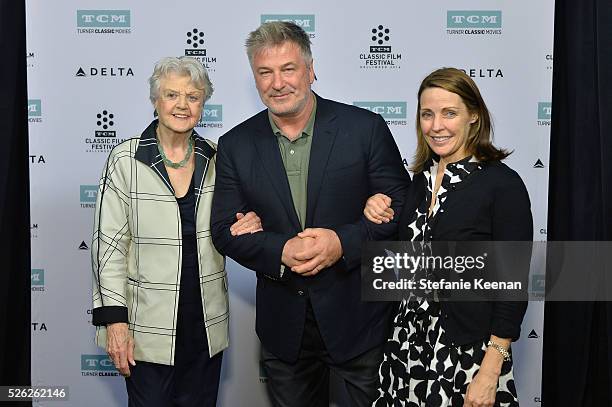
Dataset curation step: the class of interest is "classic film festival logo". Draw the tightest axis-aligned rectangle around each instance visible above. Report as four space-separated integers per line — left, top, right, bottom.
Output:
28 99 42 123
538 102 552 126
77 10 131 34
359 25 402 69
81 355 120 377
86 110 127 153
197 105 223 129
447 10 502 35
183 28 218 72
260 15 316 38
353 102 407 126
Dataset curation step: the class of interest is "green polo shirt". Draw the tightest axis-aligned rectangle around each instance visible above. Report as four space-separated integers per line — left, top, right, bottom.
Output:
268 96 317 229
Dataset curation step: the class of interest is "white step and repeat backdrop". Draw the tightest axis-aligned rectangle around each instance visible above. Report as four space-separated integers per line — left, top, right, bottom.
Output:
27 1 553 405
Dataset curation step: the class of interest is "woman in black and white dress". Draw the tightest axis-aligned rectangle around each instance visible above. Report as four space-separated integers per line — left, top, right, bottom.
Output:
364 68 532 407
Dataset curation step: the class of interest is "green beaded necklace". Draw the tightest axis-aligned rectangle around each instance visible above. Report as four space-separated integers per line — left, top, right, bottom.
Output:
156 132 194 169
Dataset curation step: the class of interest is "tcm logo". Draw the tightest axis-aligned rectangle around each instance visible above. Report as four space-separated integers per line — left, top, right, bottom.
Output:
204 105 222 122
80 185 98 203
95 110 116 137
447 11 502 28
197 105 223 128
353 102 406 119
260 15 315 33
185 28 206 57
31 269 44 287
77 10 130 27
538 102 552 120
28 100 42 117
81 355 116 371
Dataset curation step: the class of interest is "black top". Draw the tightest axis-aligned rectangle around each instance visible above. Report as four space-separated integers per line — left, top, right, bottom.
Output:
177 178 200 305
176 178 196 236
398 159 533 344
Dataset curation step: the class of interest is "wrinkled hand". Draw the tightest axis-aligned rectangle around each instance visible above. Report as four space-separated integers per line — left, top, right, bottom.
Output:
282 236 315 268
106 322 135 377
230 212 263 236
364 193 393 224
291 228 343 276
463 369 499 407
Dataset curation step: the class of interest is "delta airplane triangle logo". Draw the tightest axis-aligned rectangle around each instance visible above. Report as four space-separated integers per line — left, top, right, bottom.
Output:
533 159 545 168
76 67 86 77
528 329 539 338
79 241 89 250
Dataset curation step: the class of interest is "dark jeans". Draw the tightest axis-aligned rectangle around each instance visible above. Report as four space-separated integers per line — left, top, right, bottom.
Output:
262 302 384 407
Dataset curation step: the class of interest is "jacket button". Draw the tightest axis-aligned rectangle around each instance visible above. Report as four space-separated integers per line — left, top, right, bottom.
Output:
297 290 305 296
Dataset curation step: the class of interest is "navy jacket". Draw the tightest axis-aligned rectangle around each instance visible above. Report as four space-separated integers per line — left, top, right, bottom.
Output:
211 94 410 363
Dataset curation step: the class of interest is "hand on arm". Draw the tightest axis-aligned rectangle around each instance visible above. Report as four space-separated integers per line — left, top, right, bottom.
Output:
230 211 263 236
463 335 511 407
364 193 394 224
106 322 135 377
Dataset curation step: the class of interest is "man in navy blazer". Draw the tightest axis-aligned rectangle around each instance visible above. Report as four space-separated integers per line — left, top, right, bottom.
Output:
211 21 409 406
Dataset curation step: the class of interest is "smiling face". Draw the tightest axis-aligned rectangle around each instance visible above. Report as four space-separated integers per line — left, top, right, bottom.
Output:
418 87 477 164
154 73 204 137
251 41 315 119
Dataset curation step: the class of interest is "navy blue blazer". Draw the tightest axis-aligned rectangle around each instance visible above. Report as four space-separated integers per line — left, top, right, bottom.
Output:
211 94 410 363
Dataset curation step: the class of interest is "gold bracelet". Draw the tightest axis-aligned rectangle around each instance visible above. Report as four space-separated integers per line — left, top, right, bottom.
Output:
487 340 511 362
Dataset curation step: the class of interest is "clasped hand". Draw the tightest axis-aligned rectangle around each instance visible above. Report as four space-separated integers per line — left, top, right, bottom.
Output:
282 228 343 276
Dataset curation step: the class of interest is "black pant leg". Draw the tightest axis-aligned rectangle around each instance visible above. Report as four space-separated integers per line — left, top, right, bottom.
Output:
262 301 330 407
328 343 385 407
125 361 174 407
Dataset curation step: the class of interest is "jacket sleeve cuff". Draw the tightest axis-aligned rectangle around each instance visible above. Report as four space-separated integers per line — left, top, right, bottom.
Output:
92 306 128 326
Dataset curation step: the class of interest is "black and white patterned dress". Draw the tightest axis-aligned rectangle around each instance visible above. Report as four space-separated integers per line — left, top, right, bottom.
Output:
373 157 519 407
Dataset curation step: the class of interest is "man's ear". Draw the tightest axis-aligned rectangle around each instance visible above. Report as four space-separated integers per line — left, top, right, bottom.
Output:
309 60 316 83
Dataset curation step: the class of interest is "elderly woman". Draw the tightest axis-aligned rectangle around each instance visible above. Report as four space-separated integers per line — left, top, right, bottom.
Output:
91 56 261 406
365 68 532 407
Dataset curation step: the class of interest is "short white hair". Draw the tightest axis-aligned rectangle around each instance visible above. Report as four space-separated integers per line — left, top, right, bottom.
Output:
148 56 213 104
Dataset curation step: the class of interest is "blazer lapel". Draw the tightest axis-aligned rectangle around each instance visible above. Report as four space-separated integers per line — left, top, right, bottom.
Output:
306 95 338 228
134 120 175 194
253 117 302 232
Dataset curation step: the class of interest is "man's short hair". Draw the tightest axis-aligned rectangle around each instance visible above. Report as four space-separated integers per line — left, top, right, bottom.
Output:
245 21 313 67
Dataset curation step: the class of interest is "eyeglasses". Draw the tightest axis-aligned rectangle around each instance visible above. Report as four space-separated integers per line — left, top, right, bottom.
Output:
160 90 204 104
